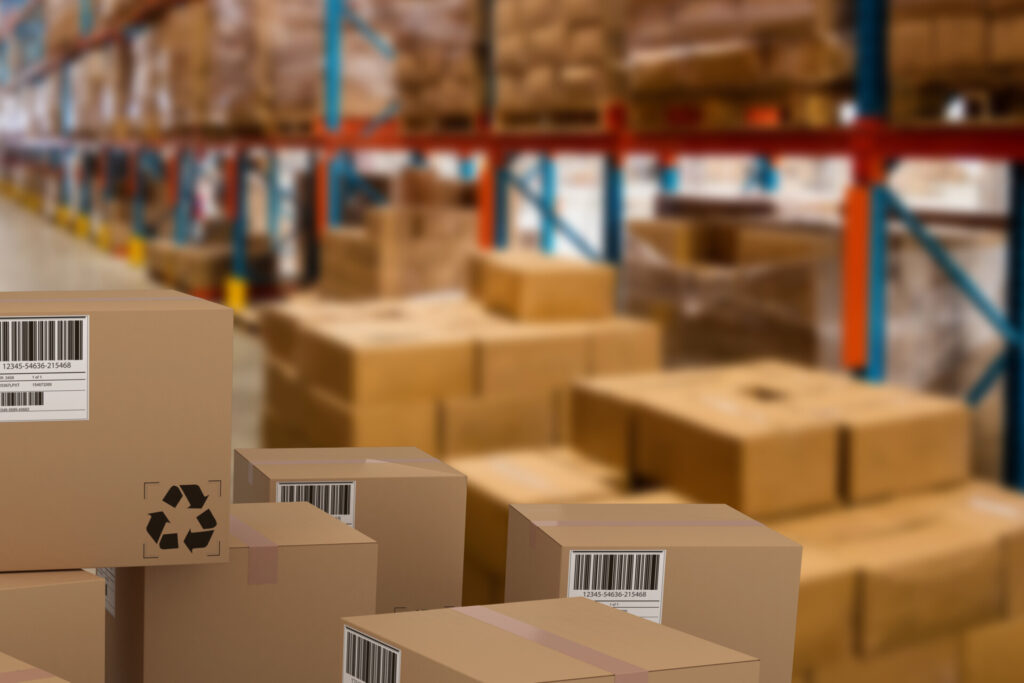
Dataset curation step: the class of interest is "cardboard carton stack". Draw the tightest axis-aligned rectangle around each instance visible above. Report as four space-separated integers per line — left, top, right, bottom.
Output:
320 169 478 300
395 0 486 133
889 0 1024 124
68 43 130 137
261 252 661 457
628 0 853 130
44 0 79 59
494 0 626 131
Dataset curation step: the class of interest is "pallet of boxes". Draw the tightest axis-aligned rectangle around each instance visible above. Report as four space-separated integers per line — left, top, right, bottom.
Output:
566 358 1024 683
0 291 809 683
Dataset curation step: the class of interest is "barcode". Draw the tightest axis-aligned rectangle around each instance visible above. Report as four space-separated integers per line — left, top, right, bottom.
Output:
344 628 400 683
277 481 353 520
572 552 662 592
0 319 84 362
0 392 43 407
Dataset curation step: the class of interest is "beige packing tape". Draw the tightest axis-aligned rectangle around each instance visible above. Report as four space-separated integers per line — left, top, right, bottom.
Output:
528 517 763 548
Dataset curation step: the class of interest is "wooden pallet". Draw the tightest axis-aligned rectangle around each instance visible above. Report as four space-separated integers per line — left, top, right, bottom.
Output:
628 88 846 132
495 103 620 135
402 111 480 136
890 73 1024 127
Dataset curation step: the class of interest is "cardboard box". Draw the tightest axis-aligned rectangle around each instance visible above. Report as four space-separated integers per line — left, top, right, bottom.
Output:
964 616 1024 683
472 251 617 321
0 291 232 570
585 317 663 374
297 320 474 404
813 635 962 683
342 598 760 682
449 448 624 577
0 571 104 683
462 557 506 607
301 384 439 453
233 447 467 614
793 548 857 673
105 503 378 683
439 391 557 456
476 324 590 395
635 385 841 518
505 504 801 683
0 652 66 682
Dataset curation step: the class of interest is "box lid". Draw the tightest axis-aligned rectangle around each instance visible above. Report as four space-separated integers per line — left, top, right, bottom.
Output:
228 503 374 550
0 570 104 593
344 598 759 681
0 290 227 314
450 449 623 504
513 503 801 550
236 447 463 482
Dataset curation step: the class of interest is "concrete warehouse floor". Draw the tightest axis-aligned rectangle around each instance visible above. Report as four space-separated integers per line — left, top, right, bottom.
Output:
0 199 264 449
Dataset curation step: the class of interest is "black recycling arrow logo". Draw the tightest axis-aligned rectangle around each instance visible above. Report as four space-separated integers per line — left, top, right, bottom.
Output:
147 484 218 554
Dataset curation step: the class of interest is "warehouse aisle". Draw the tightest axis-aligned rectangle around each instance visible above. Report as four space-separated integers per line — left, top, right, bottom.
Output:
0 198 263 448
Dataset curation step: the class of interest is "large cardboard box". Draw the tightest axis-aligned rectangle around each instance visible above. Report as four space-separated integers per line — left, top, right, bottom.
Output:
813 635 962 683
505 504 802 683
964 616 1024 683
793 548 857 673
585 317 663 374
449 449 624 578
0 651 67 681
300 384 439 453
342 598 760 682
472 251 617 321
0 291 232 571
105 503 378 683
0 571 104 683
439 391 557 456
297 320 474 404
476 324 590 395
233 447 467 614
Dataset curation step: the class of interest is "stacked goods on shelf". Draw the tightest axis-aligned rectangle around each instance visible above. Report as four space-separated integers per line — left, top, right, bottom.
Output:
627 204 1006 392
26 77 60 136
205 0 397 132
493 0 626 131
889 0 1024 124
95 0 138 29
126 21 172 136
44 0 80 58
395 0 486 133
778 481 1024 682
260 254 661 455
341 598 761 682
68 42 130 137
627 0 854 130
320 169 478 299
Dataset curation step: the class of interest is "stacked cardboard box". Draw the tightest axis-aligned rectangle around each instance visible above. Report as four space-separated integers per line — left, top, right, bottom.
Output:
628 0 853 130
147 220 275 295
494 0 626 130
778 481 1024 682
262 253 660 456
395 0 485 133
68 42 130 137
44 0 79 59
320 170 478 299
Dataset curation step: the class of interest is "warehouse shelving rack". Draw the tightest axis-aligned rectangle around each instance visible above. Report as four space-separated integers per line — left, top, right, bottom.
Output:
2 0 1024 486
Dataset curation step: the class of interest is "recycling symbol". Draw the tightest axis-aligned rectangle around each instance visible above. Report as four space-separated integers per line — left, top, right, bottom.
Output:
147 485 218 553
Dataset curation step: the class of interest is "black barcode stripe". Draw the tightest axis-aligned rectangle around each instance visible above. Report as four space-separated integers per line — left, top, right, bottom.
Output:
0 319 84 362
278 482 352 518
573 553 661 592
345 630 399 683
0 392 44 407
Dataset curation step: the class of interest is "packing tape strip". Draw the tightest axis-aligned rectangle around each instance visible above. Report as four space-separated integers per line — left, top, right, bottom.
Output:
528 518 763 548
230 516 279 586
245 455 438 486
0 669 55 682
454 606 648 683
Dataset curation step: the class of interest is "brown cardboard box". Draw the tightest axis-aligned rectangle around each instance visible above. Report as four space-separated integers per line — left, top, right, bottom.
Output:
472 251 617 321
0 651 67 681
449 448 624 577
585 317 663 374
635 385 841 518
814 635 962 683
793 548 857 673
301 384 439 453
0 291 232 571
342 598 760 682
297 320 474 404
964 616 1024 683
462 557 506 607
105 503 378 683
476 324 590 395
233 447 466 614
439 391 557 456
263 356 304 434
0 571 104 683
505 504 801 683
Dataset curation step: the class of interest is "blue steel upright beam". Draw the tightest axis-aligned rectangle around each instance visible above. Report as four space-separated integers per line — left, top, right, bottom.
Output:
329 153 348 227
539 155 556 254
324 0 344 131
658 155 680 194
232 150 249 279
173 150 191 245
458 156 475 183
603 154 625 263
494 155 510 249
864 185 889 382
267 153 281 248
857 0 888 119
1008 164 1024 488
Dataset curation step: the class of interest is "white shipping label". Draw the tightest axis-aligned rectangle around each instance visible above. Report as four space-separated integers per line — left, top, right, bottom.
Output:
97 568 116 617
277 481 356 527
0 316 89 422
344 627 401 683
567 550 667 623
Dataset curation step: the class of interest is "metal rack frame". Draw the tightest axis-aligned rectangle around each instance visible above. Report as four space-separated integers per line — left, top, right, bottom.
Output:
2 0 1024 485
